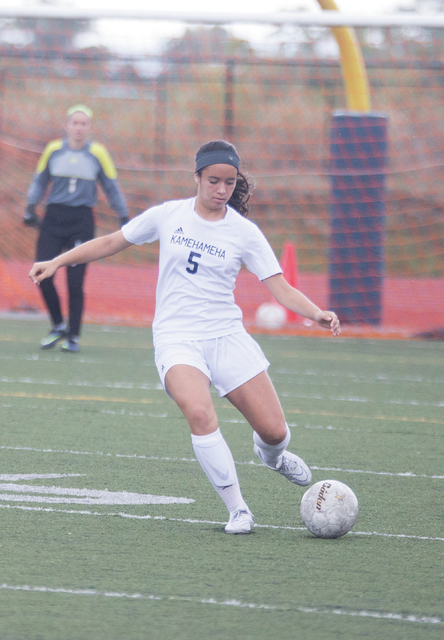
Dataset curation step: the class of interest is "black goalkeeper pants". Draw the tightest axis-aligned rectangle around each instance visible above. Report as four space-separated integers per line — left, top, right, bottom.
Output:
36 204 95 338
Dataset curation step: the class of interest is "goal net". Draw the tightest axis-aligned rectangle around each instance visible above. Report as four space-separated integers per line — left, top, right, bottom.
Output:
1 8 443 337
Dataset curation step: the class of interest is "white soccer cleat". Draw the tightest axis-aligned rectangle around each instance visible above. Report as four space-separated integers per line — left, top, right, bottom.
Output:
254 445 312 486
276 451 312 486
224 509 255 534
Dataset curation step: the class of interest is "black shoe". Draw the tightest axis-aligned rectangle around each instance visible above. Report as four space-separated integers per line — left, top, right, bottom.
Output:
40 329 66 349
60 338 80 353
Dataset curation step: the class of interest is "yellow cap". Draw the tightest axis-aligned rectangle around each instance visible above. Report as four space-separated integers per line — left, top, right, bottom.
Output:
67 103 93 119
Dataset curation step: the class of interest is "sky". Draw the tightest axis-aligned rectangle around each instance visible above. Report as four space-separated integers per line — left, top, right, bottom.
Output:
0 0 426 54
0 0 415 15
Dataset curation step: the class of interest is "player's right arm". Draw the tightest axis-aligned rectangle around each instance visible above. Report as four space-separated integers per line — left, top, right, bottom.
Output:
29 231 132 285
27 141 62 205
24 141 62 227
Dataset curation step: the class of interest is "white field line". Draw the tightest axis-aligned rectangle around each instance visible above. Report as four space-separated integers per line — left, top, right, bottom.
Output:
274 368 444 385
0 583 441 625
0 377 162 391
309 466 444 480
1 444 443 480
0 504 443 543
2 375 444 407
281 391 444 408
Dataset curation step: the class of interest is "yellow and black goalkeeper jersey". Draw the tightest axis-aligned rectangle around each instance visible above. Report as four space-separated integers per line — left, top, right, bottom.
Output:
27 139 128 219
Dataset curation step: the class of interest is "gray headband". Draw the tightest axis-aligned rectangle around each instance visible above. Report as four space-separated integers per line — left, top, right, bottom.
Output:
195 150 239 172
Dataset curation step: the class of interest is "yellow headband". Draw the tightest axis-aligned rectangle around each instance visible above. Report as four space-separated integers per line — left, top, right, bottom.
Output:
67 103 93 119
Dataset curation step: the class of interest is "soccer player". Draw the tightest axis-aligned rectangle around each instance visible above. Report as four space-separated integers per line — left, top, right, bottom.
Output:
29 140 340 534
24 103 129 352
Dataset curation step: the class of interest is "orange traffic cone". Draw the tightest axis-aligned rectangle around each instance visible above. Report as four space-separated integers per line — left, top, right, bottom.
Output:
280 241 299 323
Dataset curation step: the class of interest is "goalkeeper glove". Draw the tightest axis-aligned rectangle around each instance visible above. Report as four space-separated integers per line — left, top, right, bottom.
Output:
23 204 41 228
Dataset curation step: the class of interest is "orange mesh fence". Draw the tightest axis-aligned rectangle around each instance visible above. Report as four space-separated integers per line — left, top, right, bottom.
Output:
3 260 443 340
0 21 443 338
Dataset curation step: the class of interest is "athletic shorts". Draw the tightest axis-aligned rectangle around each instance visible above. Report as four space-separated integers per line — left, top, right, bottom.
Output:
154 332 270 398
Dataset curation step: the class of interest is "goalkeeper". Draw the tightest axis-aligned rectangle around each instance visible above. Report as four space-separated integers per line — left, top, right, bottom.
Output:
24 103 129 352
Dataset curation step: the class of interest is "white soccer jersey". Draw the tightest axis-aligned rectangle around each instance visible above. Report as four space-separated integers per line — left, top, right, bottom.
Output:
122 197 282 345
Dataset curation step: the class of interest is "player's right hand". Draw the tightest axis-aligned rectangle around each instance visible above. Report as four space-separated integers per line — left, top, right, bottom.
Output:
23 204 41 228
29 261 57 285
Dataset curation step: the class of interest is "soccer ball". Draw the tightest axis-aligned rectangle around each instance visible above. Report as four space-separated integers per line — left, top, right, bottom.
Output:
300 480 359 539
255 302 287 329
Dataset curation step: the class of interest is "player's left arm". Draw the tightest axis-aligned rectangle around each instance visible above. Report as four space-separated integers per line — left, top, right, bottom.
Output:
263 273 341 336
90 142 129 226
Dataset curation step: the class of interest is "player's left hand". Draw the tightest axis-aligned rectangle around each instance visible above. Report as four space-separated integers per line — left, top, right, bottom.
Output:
314 310 341 336
119 216 129 227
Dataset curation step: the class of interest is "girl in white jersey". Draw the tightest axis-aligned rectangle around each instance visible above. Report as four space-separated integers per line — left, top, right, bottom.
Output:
29 140 341 535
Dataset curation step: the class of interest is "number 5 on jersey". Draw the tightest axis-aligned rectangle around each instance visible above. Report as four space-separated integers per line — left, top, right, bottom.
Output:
186 251 201 274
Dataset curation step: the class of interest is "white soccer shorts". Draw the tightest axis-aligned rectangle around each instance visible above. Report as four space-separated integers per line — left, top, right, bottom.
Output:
155 331 270 398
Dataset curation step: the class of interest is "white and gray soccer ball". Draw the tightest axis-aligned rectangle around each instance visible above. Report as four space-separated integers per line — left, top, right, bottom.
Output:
255 302 287 329
300 480 359 539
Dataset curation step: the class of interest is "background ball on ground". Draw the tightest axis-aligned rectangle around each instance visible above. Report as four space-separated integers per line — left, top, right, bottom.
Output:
255 302 287 329
300 479 359 539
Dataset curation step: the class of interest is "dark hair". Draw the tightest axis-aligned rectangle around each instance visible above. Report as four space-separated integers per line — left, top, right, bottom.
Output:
195 140 255 217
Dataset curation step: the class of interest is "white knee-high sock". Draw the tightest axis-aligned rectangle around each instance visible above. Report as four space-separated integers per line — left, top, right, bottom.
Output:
192 428 249 514
253 423 291 470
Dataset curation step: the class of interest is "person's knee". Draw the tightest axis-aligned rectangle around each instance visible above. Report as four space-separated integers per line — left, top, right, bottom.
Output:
39 276 55 293
69 286 84 301
67 276 84 299
190 405 215 427
186 404 218 434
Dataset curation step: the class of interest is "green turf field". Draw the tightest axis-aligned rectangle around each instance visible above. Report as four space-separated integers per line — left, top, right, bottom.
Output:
0 316 443 640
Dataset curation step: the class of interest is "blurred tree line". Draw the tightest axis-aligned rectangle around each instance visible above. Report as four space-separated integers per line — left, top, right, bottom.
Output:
2 0 444 82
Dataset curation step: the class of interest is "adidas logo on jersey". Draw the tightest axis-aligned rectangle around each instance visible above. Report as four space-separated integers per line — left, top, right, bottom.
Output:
174 227 184 235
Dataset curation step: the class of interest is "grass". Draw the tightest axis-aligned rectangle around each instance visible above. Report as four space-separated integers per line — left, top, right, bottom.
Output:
0 316 443 639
